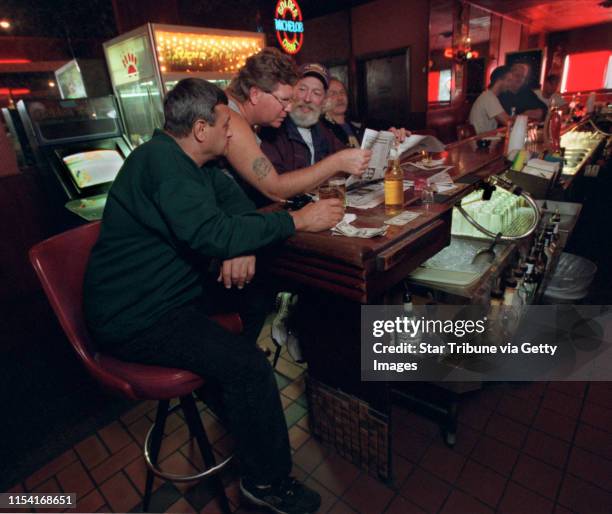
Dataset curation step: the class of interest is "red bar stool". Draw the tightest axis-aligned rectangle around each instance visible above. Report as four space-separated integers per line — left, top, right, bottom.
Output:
29 221 240 513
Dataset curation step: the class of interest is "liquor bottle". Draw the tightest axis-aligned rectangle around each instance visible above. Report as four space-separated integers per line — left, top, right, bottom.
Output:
551 209 561 240
503 269 520 306
522 266 539 298
525 247 537 279
503 107 517 157
397 288 421 346
491 275 505 302
572 92 583 121
544 100 562 152
385 147 404 212
543 226 556 264
569 94 577 118
535 242 547 279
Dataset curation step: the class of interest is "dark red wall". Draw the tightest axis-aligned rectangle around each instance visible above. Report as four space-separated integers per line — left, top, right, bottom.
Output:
298 10 351 66
351 0 430 116
530 22 612 77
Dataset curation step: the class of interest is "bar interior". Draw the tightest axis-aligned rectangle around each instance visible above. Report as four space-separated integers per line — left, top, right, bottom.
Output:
1 1 612 513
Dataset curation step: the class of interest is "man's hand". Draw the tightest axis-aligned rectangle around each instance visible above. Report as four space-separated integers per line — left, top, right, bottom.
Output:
333 148 372 176
217 255 256 289
388 127 411 143
290 199 344 232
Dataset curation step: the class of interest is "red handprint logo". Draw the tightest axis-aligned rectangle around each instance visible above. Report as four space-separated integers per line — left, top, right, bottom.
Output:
122 53 138 75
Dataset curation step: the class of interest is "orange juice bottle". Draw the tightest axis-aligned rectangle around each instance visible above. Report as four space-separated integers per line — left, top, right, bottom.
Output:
384 148 404 213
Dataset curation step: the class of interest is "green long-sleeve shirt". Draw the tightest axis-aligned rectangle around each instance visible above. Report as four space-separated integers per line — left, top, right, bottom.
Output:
84 129 295 346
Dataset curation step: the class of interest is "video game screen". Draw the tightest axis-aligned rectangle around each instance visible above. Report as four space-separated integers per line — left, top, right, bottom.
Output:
62 149 124 189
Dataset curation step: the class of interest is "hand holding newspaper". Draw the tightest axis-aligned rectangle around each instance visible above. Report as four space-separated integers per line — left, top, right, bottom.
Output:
346 129 445 188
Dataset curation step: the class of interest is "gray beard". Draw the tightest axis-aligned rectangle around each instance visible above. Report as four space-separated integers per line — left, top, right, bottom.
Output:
290 106 321 128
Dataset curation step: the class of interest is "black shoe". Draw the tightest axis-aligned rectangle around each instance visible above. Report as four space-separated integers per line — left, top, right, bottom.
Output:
240 476 321 514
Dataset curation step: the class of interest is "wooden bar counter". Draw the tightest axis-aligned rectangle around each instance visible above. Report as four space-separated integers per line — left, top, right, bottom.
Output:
267 135 508 304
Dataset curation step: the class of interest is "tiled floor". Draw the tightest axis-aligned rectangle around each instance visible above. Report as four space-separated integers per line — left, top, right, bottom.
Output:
3 326 612 514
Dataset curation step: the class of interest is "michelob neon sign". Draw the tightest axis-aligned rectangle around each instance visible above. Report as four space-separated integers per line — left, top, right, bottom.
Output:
274 0 304 55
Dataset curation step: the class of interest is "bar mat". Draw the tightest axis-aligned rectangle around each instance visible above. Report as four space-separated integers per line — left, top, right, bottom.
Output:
306 376 391 481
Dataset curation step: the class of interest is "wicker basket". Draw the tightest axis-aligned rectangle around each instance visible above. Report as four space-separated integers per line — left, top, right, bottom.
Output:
306 376 391 481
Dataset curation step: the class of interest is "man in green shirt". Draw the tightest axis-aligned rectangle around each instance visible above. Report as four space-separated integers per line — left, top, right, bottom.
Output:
84 79 341 514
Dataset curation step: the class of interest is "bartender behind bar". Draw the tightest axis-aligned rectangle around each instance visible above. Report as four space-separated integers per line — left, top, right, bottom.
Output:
498 62 547 120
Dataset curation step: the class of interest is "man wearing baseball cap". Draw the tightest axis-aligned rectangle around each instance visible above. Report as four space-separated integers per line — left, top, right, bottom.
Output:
259 63 346 182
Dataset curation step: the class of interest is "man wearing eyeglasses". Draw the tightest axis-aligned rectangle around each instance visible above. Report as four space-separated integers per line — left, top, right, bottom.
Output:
223 49 371 207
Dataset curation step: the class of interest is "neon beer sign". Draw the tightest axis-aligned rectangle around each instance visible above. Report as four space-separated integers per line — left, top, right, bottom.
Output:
274 0 303 55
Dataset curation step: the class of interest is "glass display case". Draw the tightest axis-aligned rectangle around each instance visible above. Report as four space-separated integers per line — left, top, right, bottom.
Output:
104 23 265 146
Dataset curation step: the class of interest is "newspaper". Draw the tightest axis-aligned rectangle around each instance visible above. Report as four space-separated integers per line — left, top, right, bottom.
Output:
346 129 445 188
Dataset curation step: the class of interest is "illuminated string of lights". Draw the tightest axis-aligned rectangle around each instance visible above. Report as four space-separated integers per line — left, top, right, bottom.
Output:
154 30 263 73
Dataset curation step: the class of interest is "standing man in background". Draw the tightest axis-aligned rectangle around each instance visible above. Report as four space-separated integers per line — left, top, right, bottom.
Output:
469 65 513 134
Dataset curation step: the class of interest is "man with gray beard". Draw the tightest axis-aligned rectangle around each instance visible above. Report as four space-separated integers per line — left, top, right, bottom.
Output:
260 63 345 185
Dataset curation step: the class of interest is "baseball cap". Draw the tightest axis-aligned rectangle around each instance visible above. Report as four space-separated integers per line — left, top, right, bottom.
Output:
298 63 330 90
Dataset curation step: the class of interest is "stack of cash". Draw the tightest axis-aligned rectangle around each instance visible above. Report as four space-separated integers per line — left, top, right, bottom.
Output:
332 221 387 238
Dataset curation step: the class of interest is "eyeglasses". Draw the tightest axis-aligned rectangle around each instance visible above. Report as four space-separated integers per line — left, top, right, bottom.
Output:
266 91 292 109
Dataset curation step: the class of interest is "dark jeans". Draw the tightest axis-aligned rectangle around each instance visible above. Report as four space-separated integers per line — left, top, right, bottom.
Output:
109 278 292 484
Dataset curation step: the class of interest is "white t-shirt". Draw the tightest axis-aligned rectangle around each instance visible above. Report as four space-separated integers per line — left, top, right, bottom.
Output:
297 127 315 165
469 90 505 134
534 89 567 108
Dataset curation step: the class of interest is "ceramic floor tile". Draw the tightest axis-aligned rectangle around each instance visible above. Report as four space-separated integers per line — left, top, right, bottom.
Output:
311 453 361 497
419 443 466 483
284 402 307 428
55 460 95 498
485 413 529 449
288 425 310 451
90 441 141 485
497 481 555 514
470 436 519 477
74 435 110 470
523 429 570 469
558 473 612 514
24 450 77 490
385 494 427 514
98 472 141 513
439 489 495 514
533 408 577 442
98 421 133 454
567 446 612 491
303 476 340 513
511 454 563 500
342 473 395 514
573 422 612 461
580 401 612 434
123 456 164 496
292 438 331 473
456 460 507 508
400 468 451 513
